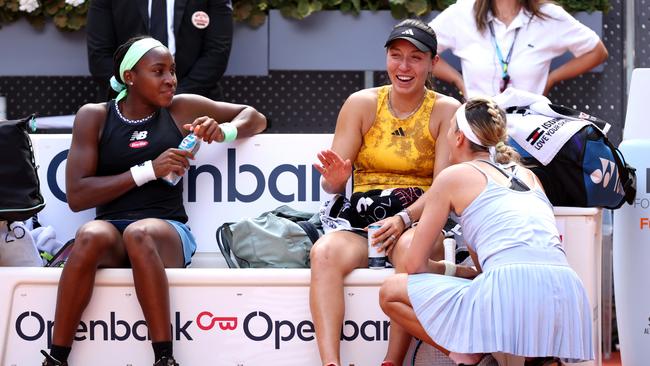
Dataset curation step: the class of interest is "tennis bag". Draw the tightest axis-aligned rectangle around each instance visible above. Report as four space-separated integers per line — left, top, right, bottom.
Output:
0 114 46 221
506 104 636 209
216 205 322 268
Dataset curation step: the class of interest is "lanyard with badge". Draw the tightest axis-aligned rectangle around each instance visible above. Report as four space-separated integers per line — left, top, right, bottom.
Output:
488 22 520 92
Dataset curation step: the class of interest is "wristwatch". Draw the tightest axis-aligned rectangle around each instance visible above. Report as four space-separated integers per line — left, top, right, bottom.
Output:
396 209 412 228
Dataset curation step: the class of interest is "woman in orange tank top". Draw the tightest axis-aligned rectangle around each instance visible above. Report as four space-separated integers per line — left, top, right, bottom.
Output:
309 19 476 366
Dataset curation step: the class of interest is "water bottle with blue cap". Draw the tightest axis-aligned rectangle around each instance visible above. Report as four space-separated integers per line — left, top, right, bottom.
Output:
162 133 201 185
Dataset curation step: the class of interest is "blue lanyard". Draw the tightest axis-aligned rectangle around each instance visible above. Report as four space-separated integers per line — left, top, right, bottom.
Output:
488 22 520 79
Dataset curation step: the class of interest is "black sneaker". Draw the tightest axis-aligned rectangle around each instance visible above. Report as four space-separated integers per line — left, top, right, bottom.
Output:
524 357 562 366
40 350 67 366
153 356 179 366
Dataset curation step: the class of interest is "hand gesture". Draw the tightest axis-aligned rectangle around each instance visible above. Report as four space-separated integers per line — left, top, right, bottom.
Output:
183 116 224 143
152 148 193 178
313 149 352 191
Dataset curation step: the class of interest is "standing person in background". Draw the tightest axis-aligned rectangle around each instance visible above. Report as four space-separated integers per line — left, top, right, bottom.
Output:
87 0 233 100
429 0 608 98
310 19 476 366
41 36 266 366
380 98 593 366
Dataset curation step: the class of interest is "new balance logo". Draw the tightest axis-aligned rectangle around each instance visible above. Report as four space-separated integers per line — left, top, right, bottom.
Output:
391 127 405 137
401 29 414 36
129 131 149 148
130 131 148 141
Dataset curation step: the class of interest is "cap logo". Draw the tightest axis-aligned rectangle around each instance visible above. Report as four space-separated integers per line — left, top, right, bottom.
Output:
401 28 415 36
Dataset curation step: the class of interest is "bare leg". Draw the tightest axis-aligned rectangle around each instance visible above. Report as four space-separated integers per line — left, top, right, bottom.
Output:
383 230 415 364
383 230 445 364
52 221 128 346
123 219 184 342
309 231 368 366
379 273 449 354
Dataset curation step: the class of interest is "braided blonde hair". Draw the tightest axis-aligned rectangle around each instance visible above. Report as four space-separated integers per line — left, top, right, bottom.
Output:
463 98 520 164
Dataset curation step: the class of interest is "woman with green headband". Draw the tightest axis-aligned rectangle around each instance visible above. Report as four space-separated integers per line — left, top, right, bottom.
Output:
41 36 267 366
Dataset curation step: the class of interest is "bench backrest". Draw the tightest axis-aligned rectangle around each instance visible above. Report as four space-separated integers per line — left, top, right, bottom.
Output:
32 134 340 252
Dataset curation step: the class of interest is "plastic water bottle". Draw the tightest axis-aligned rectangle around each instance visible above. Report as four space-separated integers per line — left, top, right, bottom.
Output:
162 133 201 186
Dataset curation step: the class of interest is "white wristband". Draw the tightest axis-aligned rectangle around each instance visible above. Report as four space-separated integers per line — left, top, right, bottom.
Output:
130 160 156 186
396 210 412 228
443 260 457 276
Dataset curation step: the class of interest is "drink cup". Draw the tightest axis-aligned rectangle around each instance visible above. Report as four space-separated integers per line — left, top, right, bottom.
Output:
367 224 386 269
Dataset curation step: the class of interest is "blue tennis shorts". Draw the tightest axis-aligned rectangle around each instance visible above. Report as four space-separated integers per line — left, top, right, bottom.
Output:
108 219 197 267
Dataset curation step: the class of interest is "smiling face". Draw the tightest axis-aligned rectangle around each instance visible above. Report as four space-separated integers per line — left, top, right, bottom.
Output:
123 47 177 107
386 39 437 96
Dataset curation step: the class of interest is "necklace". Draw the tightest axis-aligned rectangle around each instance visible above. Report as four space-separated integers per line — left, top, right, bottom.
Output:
388 88 426 120
114 102 156 124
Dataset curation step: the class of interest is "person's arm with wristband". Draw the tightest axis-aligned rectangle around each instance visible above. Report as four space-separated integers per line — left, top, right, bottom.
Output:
169 94 267 143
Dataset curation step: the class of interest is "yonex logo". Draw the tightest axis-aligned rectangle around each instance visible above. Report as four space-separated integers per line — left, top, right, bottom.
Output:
589 157 624 194
401 29 414 36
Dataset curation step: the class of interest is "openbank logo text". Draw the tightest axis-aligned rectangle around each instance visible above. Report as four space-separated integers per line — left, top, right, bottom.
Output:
15 311 389 350
46 148 323 204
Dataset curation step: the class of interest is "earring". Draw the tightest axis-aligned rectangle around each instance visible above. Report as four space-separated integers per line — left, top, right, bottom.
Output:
128 82 134 86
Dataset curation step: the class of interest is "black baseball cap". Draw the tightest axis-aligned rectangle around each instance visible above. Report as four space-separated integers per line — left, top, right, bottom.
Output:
384 25 437 56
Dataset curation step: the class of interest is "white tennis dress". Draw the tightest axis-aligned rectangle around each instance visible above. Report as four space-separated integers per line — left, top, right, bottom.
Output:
407 163 593 362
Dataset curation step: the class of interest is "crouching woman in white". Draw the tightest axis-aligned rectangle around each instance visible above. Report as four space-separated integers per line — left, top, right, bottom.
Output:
379 98 593 366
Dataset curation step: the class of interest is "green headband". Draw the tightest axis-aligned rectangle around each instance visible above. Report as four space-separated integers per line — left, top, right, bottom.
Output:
110 38 165 102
